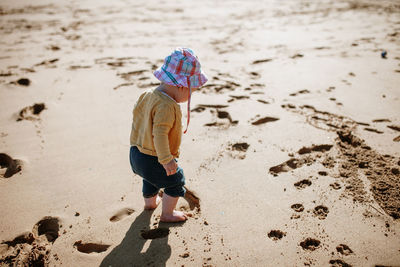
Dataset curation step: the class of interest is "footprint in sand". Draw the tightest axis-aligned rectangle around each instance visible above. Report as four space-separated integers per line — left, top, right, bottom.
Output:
330 182 342 190
300 238 321 251
336 244 353 256
2 232 34 247
252 58 273 65
326 86 336 93
313 205 329 220
269 144 333 176
192 104 238 126
15 78 30 86
267 230 286 241
0 153 22 178
232 142 250 152
192 104 229 113
113 82 134 90
228 95 250 102
291 204 305 212
290 89 310 97
269 158 302 176
205 109 238 127
109 208 135 222
387 125 400 132
140 228 170 240
329 97 343 106
73 241 111 253
17 103 46 121
229 142 250 160
291 54 304 59
387 125 400 141
0 216 61 266
257 99 270 104
251 116 279 126
117 70 147 81
216 110 236 123
68 65 91 70
364 128 384 134
329 259 352 267
249 71 261 79
33 216 61 243
372 119 391 123
201 81 240 94
298 145 333 155
294 179 312 189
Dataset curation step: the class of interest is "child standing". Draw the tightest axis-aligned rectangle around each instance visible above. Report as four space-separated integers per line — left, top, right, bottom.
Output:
129 48 207 222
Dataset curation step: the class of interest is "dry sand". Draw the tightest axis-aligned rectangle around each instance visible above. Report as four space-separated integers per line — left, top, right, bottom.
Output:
1 0 400 266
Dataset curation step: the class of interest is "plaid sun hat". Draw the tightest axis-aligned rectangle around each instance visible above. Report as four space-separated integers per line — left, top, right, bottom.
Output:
153 47 208 89
154 47 208 133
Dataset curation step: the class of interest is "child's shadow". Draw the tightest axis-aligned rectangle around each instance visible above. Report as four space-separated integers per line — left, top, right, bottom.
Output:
100 210 183 267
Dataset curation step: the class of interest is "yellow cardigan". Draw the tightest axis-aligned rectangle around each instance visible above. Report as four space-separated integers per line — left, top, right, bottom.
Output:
130 89 182 164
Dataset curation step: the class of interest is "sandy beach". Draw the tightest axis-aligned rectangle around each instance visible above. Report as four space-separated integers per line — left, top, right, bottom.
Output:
1 0 400 266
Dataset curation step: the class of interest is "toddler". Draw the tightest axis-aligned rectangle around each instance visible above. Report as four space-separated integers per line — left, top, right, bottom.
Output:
129 47 207 222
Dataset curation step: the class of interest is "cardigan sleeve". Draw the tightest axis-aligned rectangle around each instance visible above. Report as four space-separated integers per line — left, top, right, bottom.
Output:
152 103 175 164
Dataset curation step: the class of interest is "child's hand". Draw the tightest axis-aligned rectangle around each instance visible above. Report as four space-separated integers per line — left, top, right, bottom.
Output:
162 159 178 176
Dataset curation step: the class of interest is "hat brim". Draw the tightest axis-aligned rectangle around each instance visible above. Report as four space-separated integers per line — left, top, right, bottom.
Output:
154 67 208 89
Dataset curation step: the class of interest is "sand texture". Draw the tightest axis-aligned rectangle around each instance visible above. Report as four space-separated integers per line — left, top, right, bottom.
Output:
1 0 400 266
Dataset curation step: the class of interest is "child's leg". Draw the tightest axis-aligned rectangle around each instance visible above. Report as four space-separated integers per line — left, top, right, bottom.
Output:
142 179 161 210
160 193 187 222
144 194 162 210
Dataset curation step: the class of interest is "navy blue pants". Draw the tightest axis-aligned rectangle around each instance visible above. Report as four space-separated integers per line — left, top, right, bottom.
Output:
129 146 186 198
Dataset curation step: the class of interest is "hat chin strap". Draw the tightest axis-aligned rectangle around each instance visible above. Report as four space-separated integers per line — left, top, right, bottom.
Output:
183 77 191 134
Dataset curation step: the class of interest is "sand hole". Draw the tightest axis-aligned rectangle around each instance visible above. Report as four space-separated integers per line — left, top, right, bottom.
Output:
313 205 329 220
140 228 170 239
336 244 353 255
0 153 22 178
291 204 304 212
33 217 60 242
267 230 286 241
300 238 321 251
183 187 200 210
74 241 110 253
318 171 328 176
294 179 312 189
109 208 134 222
